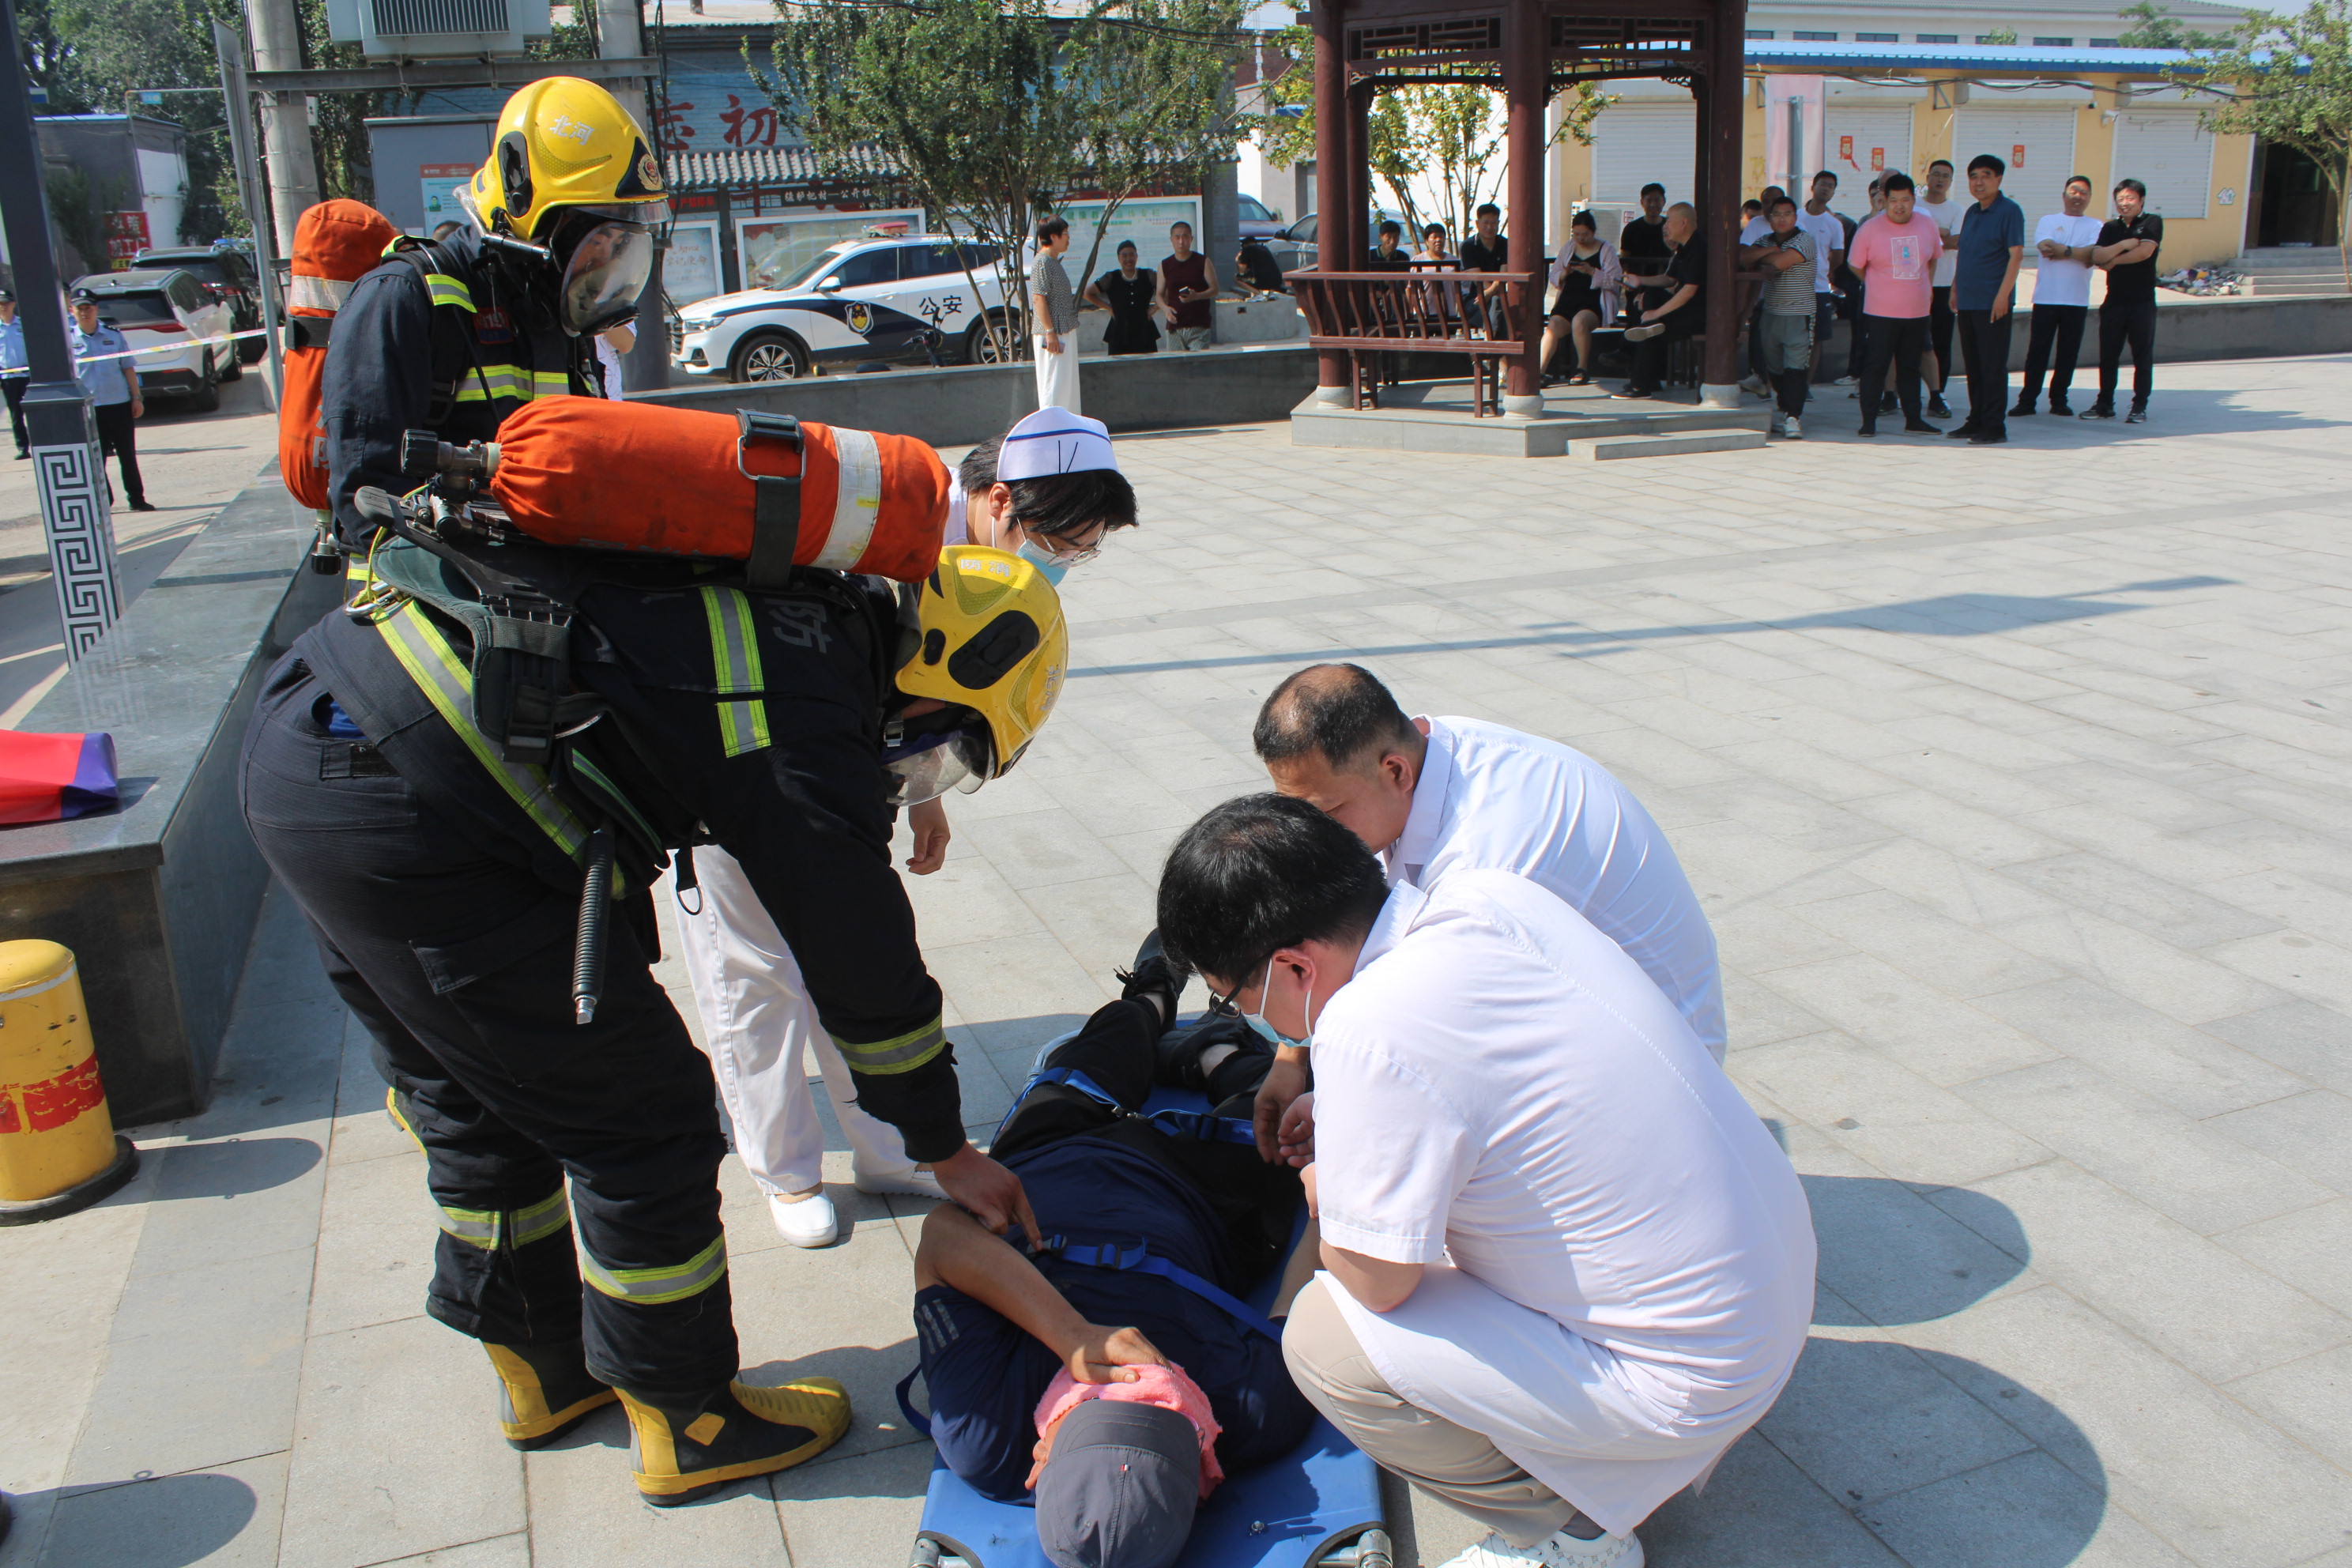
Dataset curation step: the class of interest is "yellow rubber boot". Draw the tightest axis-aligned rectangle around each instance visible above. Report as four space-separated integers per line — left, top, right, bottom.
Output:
618 1378 851 1506
484 1341 619 1449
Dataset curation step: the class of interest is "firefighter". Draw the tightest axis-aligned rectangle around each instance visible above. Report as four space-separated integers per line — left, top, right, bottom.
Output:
252 74 1051 1509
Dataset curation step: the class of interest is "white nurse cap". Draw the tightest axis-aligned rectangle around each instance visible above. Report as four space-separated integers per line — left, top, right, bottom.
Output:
997 408 1120 481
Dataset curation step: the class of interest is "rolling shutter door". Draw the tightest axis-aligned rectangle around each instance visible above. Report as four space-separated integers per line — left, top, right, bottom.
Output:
1589 104 1697 207
2113 111 2213 218
1951 105 2079 231
1822 107 1913 220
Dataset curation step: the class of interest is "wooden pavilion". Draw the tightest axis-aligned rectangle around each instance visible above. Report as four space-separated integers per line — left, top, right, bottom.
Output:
1288 0 1751 417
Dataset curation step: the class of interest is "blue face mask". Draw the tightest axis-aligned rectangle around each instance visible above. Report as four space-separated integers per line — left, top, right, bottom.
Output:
1014 537 1070 586
1241 957 1314 1051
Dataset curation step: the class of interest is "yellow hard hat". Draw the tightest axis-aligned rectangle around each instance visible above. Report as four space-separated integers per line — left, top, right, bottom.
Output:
886 546 1067 805
468 77 671 241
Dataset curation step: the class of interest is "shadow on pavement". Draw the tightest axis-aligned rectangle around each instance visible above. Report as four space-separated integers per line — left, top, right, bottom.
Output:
23 1470 258 1567
141 1135 323 1202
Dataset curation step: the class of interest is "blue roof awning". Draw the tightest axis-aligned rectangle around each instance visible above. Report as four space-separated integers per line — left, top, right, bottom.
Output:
1742 40 2211 76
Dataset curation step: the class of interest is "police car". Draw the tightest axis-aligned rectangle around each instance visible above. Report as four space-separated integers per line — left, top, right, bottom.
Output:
673 234 1010 381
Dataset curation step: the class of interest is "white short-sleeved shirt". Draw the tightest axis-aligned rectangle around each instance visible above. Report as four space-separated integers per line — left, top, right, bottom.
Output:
1796 207 1845 293
943 468 972 545
2030 213 2106 308
1738 214 1773 246
1388 716 1724 1057
1312 871 1816 1532
1917 197 1966 287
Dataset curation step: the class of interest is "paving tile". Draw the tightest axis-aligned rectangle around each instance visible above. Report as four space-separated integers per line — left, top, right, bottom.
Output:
1735 1033 2053 1188
1800 1165 2034 1329
2210 929 2352 1016
277 1315 526 1568
1855 1449 2193 1568
0 1178 149 1497
771 1438 933 1568
363 1537 532 1567
2207 1090 2352 1197
522 1414 786 1568
1956 1162 2351 1385
2203 1001 2352 1097
2225 1340 2352 1477
306 1148 435 1337
1972 976 2310 1118
2001 852 2280 948
1752 957 2060 1086
1637 1427 1905 1567
40 1451 288 1568
1758 1332 2036 1505
1788 890 2064 1000
2211 1198 2352 1318
1900 1286 2352 1568
1957 1057 2334 1234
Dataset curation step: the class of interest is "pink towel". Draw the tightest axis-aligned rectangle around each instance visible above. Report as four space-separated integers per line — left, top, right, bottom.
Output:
1027 1362 1225 1498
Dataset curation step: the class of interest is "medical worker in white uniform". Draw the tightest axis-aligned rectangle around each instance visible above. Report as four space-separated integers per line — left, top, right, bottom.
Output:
1157 795 1815 1568
673 409 1136 1245
1250 662 1723 1150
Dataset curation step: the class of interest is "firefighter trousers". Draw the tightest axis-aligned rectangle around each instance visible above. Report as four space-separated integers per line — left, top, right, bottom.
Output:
239 651 738 1398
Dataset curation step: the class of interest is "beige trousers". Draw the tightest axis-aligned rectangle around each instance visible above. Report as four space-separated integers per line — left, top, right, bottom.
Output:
1283 1276 1584 1549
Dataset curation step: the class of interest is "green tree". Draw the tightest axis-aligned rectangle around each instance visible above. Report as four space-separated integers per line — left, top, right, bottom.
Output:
1057 0 1247 284
760 0 1076 362
2169 0 2352 285
2117 2 2237 47
1235 24 1611 244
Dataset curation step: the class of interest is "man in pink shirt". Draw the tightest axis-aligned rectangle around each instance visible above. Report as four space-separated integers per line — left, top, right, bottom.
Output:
1846 171 1944 436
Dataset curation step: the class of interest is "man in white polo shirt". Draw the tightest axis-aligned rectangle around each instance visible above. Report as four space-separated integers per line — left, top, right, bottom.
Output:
1157 797 1815 1568
1250 663 1722 1149
2011 173 2105 418
1915 157 1964 420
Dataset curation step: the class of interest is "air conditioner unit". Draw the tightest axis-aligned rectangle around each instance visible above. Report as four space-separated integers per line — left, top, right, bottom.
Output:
325 0 552 59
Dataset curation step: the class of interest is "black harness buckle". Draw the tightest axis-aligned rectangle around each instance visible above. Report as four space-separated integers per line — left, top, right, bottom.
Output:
737 410 805 589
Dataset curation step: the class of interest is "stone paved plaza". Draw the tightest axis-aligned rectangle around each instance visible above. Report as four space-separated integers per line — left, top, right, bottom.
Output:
5 352 2351 1567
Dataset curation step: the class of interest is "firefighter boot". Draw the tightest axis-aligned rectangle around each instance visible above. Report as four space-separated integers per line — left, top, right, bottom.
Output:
484 1340 619 1450
619 1377 851 1506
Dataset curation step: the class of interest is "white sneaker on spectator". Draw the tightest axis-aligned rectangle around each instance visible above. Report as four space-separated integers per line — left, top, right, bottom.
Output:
1623 322 1664 341
768 1188 839 1248
854 1163 946 1200
1831 374 1858 386
1437 1527 1643 1568
1740 375 1768 398
1784 414 1803 440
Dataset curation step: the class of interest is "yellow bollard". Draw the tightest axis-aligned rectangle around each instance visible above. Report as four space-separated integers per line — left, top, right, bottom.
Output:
0 940 138 1223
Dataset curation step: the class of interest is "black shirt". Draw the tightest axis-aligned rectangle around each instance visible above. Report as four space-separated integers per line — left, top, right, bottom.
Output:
1093 266 1159 350
2098 213 2164 306
1366 245 1415 273
1236 241 1287 293
1619 215 1672 271
1459 233 1509 273
1657 238 1706 328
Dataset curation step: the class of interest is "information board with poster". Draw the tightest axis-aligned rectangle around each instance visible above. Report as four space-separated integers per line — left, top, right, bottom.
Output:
419 164 476 235
1821 104 1913 220
665 221 723 305
104 211 149 270
1054 197 1203 276
736 209 925 292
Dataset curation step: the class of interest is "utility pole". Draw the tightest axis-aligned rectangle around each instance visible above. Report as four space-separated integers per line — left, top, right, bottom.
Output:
213 21 287 411
599 0 670 393
0 0 121 662
247 0 320 254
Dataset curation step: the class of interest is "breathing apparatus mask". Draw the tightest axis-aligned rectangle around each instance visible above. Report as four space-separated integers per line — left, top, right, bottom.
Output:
880 700 995 808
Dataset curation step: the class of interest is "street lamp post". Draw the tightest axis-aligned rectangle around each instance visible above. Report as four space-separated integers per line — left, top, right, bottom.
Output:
0 0 122 664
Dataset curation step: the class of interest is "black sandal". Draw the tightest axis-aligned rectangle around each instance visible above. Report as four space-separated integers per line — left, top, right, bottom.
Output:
1566 371 1592 386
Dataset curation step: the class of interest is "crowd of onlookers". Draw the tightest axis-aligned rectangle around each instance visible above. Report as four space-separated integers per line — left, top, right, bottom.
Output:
1022 163 2166 437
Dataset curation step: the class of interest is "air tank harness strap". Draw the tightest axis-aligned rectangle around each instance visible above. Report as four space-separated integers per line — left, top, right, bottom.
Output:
737 411 803 590
1016 1065 1259 1148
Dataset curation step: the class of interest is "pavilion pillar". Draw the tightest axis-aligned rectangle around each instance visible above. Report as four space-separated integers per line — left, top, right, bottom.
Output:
1699 0 1749 399
1346 80 1374 271
1312 0 1351 398
1502 0 1546 411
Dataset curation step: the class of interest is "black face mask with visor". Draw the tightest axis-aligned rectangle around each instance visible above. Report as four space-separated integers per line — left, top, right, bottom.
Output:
541 203 669 336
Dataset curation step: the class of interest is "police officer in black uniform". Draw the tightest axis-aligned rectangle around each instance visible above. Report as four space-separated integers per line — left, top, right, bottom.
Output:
244 77 1052 1507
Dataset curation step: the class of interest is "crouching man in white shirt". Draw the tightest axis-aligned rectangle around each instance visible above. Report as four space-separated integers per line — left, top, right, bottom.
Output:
1251 663 1723 1156
1158 796 1815 1568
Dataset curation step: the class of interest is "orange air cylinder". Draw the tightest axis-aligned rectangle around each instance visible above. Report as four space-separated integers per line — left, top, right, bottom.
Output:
0 940 138 1223
280 199 401 512
487 398 951 584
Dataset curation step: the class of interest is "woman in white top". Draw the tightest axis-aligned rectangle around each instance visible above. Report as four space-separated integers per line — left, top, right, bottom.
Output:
1540 209 1623 386
672 410 1140 1247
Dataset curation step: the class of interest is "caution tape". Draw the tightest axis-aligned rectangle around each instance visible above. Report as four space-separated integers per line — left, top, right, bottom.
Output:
31 326 277 368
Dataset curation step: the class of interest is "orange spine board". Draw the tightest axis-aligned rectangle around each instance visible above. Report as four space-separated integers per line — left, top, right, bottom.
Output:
485 399 950 583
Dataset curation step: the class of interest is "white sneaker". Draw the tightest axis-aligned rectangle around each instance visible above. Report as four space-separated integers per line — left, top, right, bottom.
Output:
1623 322 1664 342
767 1189 839 1248
1784 414 1803 440
1740 375 1768 398
853 1164 946 1200
1437 1527 1643 1568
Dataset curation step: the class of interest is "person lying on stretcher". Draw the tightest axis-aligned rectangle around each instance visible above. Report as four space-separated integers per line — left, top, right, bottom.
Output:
911 933 1318 1568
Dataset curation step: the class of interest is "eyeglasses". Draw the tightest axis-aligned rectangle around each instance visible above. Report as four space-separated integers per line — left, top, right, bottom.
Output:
1202 959 1267 1019
1020 528 1103 567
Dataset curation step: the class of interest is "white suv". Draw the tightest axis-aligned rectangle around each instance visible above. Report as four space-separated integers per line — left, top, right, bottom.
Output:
673 235 1010 382
72 269 241 411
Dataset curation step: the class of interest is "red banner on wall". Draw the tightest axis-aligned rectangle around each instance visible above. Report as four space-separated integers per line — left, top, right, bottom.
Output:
104 210 150 270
